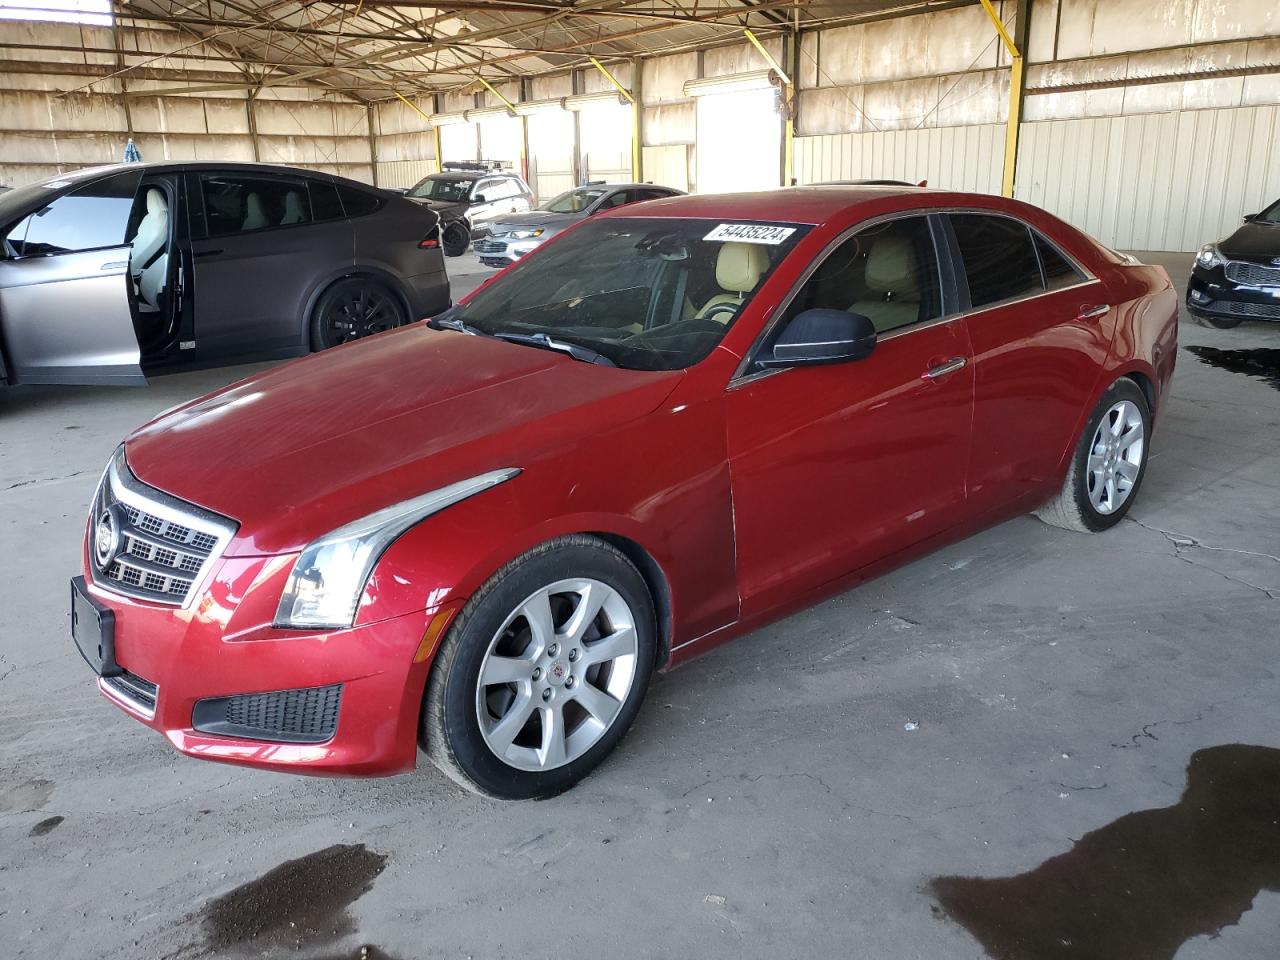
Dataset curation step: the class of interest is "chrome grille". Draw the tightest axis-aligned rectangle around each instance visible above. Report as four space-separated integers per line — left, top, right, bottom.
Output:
89 447 237 607
1225 261 1280 286
473 238 509 254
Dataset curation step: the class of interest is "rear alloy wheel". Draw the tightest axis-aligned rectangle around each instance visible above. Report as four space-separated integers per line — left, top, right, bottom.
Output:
1036 378 1151 532
311 278 406 350
442 222 470 257
424 536 656 799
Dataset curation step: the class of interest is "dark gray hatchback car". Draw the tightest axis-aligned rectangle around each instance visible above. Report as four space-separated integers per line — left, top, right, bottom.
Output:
0 162 449 387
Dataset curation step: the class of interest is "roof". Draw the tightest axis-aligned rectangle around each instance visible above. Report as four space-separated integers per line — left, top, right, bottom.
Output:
110 1 956 103
611 185 936 225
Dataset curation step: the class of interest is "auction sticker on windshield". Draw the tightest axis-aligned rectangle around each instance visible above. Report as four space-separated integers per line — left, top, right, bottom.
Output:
704 223 797 245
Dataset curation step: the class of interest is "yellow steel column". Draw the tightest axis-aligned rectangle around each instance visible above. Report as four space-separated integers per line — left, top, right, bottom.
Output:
979 0 1024 198
744 27 794 187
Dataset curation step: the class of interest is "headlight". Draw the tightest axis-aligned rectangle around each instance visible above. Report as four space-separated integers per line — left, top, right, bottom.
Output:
1195 243 1225 269
274 468 519 629
509 228 544 240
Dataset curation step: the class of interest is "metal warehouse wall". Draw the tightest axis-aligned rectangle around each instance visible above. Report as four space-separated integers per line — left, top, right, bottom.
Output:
1018 105 1280 252
794 125 1005 194
0 20 374 187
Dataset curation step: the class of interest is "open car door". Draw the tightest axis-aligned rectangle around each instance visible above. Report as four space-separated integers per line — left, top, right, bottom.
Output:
0 169 146 386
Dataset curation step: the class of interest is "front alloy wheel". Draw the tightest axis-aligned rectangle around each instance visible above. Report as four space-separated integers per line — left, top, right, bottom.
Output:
476 578 638 772
423 536 656 799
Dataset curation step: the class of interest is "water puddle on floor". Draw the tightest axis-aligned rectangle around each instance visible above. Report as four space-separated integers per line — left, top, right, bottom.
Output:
930 744 1280 960
200 843 387 957
1185 346 1280 391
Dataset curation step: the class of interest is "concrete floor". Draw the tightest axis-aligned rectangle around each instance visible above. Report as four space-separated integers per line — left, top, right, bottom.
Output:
1 251 1278 960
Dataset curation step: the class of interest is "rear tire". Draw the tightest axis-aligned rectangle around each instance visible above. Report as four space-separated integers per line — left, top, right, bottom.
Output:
423 536 656 799
442 222 470 258
310 277 407 350
1035 377 1151 533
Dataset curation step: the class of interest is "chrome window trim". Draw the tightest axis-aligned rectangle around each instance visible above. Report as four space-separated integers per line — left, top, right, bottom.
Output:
98 675 158 720
729 206 1102 389
91 446 238 609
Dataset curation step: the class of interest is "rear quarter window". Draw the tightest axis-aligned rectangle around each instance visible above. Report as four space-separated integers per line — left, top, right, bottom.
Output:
338 186 382 218
950 214 1043 308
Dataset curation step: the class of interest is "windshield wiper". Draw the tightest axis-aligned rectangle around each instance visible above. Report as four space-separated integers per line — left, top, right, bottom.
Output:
492 332 616 367
427 314 488 337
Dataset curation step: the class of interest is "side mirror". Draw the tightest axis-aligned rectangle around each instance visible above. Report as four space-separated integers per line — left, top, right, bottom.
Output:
760 309 877 368
472 193 488 204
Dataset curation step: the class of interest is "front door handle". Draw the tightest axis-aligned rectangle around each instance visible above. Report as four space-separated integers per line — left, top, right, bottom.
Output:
923 357 967 380
193 249 224 259
100 260 127 270
1078 304 1109 320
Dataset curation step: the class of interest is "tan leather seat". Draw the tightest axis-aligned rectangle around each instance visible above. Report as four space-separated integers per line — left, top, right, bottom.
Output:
848 236 921 332
694 242 770 323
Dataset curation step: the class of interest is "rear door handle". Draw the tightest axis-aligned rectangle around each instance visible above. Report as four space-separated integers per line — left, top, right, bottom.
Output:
100 260 127 270
192 249 224 259
1078 304 1109 320
924 357 967 380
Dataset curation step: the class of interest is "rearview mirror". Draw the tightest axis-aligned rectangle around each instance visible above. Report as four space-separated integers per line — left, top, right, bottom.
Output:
760 309 877 368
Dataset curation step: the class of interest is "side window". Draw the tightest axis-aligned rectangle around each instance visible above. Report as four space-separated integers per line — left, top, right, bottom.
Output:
1033 230 1086 291
338 185 381 218
950 214 1042 308
309 180 345 222
632 189 671 203
9 171 142 257
491 179 521 201
780 216 942 335
200 175 311 237
603 191 632 209
472 179 499 201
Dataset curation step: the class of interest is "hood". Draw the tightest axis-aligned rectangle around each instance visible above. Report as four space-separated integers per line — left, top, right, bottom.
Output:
407 197 467 219
126 328 682 556
491 211 579 231
1219 220 1280 262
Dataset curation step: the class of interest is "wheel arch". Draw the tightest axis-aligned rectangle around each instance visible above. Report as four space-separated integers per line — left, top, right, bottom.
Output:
590 531 674 670
303 266 414 349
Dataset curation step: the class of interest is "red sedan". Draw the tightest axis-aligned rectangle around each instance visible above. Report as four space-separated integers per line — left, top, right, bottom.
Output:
72 187 1178 799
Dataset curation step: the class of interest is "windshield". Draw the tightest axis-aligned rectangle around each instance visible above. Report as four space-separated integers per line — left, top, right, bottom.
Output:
543 187 608 214
451 217 809 371
1257 198 1280 224
408 177 474 202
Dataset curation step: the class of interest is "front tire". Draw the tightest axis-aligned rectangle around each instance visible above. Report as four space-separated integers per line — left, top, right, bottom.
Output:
1198 314 1241 329
310 277 407 350
1035 378 1151 533
423 536 656 799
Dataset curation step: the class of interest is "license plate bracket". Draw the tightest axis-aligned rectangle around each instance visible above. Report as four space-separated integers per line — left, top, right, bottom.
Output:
71 576 120 677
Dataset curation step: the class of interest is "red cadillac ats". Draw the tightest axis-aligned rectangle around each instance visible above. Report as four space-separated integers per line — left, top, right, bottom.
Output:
73 187 1178 798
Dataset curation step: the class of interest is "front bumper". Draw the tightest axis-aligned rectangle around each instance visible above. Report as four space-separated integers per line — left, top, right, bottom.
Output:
79 554 450 777
472 235 544 267
1187 263 1280 322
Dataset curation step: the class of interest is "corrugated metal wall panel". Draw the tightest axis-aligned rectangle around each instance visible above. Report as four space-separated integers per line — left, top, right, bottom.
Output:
643 144 690 192
794 125 1004 193
377 159 436 189
1016 106 1280 251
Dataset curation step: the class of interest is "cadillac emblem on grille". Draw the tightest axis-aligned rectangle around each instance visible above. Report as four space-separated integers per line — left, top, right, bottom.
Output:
93 505 122 567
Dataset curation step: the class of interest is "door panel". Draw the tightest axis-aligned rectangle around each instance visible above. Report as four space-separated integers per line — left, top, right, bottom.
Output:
727 322 974 616
948 215 1111 509
188 172 352 359
964 286 1110 508
0 248 143 385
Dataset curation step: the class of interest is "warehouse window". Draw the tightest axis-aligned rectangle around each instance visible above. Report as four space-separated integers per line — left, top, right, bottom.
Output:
0 0 112 25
